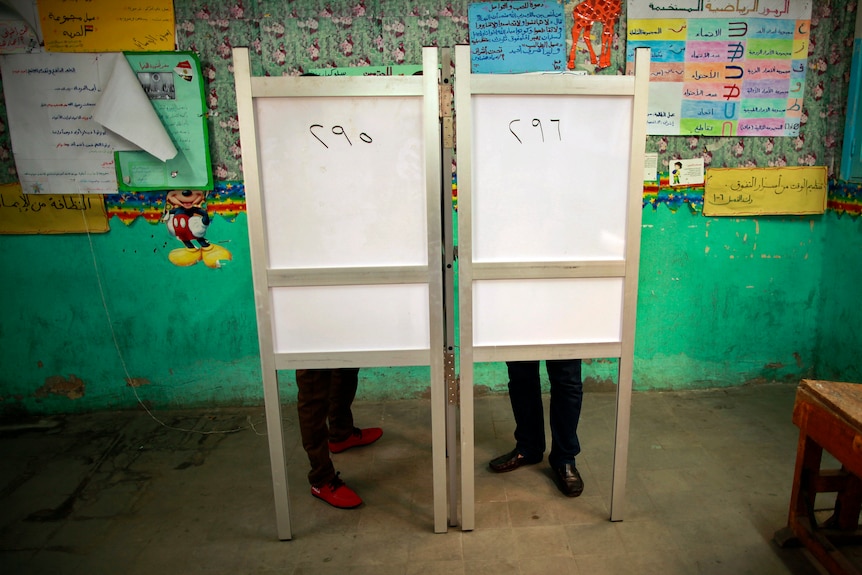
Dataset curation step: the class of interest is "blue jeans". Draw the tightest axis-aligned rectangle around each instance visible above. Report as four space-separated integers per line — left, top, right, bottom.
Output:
506 359 583 468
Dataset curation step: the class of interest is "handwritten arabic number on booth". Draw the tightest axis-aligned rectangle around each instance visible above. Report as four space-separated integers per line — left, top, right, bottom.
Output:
508 118 561 144
309 124 373 149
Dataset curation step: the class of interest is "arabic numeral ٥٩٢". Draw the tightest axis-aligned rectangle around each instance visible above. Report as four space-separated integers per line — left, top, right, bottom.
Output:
309 124 373 149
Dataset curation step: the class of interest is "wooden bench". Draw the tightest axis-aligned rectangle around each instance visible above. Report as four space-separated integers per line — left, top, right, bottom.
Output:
775 379 862 574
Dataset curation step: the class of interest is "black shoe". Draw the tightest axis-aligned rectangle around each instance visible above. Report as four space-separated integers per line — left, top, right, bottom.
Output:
489 448 542 473
552 463 584 497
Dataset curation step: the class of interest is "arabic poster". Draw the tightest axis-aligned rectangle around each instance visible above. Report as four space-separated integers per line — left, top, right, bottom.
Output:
626 0 812 137
671 157 705 186
0 52 141 194
703 165 827 216
468 0 566 73
0 183 108 234
113 52 212 191
38 0 174 53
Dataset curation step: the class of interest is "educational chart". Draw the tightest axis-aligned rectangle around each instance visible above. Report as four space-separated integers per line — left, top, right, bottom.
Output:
38 0 174 52
468 0 566 73
626 0 812 136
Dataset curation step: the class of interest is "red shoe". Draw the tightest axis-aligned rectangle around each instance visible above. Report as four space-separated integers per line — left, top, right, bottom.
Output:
311 473 362 509
328 427 383 454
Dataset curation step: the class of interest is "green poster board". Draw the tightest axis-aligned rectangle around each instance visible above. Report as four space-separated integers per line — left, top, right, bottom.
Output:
115 52 212 191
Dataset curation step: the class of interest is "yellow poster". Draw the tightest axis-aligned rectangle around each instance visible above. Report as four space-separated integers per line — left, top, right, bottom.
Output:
0 184 108 234
703 167 828 217
39 0 174 52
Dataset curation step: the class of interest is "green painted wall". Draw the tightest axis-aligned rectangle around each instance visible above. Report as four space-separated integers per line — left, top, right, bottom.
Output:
0 0 859 414
1 215 259 413
635 209 824 389
815 211 862 382
2 206 853 414
0 214 442 413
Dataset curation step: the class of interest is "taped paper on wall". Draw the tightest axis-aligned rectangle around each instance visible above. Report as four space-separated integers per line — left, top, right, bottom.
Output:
0 52 136 194
703 166 827 216
0 51 211 194
38 0 174 53
0 183 108 233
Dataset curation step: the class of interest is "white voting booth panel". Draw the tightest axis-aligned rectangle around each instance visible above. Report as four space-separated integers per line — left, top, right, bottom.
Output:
455 45 650 530
255 96 428 269
270 284 430 353
234 47 446 539
472 95 632 263
473 278 623 347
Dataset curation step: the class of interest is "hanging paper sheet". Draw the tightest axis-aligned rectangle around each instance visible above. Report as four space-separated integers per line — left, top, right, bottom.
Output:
0 52 141 194
626 0 812 137
109 52 212 191
38 0 174 53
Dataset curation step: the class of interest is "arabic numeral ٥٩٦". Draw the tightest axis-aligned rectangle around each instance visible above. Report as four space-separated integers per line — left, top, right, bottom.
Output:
508 118 561 144
309 124 373 149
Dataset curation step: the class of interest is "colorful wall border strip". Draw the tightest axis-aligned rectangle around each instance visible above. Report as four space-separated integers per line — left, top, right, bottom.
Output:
105 178 862 224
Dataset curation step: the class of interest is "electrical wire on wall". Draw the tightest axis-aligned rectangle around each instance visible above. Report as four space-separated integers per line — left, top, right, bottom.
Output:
80 202 269 436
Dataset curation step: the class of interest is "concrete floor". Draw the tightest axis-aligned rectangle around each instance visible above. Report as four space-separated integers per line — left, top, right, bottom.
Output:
0 382 850 574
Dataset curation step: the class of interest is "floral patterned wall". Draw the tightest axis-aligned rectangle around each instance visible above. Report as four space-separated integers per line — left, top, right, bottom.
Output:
0 0 856 200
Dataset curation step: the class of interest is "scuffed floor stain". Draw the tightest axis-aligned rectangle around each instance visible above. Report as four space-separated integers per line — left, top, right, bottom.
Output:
36 375 85 400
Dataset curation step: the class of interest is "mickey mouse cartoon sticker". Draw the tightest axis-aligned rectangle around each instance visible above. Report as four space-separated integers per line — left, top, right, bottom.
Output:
163 189 232 268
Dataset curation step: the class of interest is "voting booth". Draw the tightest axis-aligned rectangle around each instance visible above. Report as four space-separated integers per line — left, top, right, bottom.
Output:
234 42 650 537
233 47 447 539
454 45 651 529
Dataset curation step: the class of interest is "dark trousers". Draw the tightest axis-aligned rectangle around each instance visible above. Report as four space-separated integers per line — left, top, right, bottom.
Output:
296 368 359 486
506 359 583 468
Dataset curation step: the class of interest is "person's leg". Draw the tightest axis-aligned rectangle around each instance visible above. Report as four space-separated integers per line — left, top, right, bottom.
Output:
327 368 359 442
546 359 585 497
489 361 546 472
327 368 382 453
296 369 336 486
506 360 546 459
297 369 363 508
546 359 583 468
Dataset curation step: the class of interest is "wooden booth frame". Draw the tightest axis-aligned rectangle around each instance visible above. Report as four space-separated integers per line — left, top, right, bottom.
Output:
454 45 651 529
234 43 650 538
234 46 447 540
